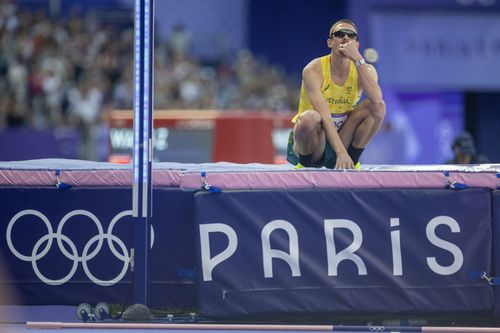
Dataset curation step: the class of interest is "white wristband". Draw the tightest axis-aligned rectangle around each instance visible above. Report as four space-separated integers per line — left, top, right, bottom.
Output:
354 58 366 68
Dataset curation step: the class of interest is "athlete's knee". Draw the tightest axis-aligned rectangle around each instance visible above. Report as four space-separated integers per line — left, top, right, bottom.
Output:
293 111 323 151
296 110 322 133
370 100 386 123
298 109 322 123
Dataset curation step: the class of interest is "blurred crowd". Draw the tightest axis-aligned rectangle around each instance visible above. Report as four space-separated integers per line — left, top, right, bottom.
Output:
0 4 299 158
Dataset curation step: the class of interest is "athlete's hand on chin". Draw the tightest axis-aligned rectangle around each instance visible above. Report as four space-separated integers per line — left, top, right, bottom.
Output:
338 42 357 60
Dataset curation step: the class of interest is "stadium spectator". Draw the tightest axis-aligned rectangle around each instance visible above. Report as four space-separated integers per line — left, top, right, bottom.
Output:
0 3 299 159
446 132 488 164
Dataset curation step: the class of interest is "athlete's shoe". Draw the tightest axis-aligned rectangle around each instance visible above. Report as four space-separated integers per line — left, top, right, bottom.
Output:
354 162 361 170
294 163 304 170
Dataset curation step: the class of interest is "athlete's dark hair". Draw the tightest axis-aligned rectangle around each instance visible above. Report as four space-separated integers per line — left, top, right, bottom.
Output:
330 19 358 34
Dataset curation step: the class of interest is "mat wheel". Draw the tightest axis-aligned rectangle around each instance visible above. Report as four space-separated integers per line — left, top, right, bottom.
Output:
76 303 93 322
95 302 110 320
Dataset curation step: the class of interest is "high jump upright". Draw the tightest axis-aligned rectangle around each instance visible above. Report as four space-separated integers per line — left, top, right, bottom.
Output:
132 0 154 305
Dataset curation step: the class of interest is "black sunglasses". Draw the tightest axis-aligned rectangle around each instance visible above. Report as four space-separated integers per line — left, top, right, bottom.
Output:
330 29 358 40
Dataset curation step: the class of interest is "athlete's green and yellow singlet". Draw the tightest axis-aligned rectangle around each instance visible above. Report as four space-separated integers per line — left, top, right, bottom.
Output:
292 55 361 130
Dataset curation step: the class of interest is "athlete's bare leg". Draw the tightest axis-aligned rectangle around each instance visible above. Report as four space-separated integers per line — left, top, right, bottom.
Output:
292 110 326 163
339 99 386 149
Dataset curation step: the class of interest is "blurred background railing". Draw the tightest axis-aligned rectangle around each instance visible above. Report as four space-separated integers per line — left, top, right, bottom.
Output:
0 0 498 164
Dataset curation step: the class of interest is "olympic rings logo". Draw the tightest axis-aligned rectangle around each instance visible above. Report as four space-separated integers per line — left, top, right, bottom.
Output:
6 209 154 286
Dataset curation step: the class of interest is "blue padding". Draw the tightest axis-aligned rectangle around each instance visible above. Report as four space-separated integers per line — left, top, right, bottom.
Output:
468 270 500 285
176 269 197 281
54 170 72 190
443 171 468 190
449 182 468 190
469 270 485 279
200 171 222 193
56 181 72 190
208 186 222 193
195 188 493 317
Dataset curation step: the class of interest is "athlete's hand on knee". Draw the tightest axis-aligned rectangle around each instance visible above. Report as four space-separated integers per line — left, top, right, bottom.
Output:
335 151 354 169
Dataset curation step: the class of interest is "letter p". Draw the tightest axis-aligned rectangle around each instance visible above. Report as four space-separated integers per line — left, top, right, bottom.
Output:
199 223 238 282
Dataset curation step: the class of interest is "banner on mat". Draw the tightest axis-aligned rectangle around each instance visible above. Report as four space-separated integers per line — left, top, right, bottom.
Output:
0 187 196 307
195 189 493 316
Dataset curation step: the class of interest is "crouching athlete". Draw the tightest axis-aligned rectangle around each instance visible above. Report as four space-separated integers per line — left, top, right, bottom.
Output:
287 18 386 169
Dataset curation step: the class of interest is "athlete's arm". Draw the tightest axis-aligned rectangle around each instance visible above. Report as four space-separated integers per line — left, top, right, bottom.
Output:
302 60 354 169
339 41 382 104
356 63 382 104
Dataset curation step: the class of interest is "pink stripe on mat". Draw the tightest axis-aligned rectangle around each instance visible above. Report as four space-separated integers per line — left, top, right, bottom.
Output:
180 170 499 190
1 161 498 189
0 169 182 187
